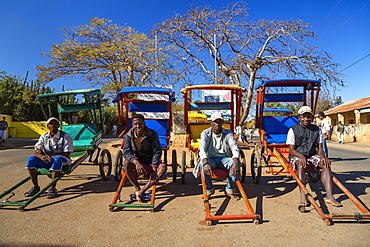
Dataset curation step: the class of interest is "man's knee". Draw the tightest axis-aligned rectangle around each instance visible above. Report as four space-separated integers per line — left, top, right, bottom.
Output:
26 156 41 169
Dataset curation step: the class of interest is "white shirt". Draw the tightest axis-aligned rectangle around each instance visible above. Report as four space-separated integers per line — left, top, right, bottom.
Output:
318 118 330 135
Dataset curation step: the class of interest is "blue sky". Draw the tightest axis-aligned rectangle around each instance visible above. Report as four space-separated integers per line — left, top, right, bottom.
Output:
0 0 369 104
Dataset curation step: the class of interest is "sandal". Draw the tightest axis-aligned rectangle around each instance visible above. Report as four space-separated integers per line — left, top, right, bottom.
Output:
24 186 40 197
46 188 58 199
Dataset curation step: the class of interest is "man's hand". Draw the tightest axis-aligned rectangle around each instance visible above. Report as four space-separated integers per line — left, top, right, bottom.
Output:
297 156 307 169
41 155 51 164
133 160 146 176
320 156 331 168
230 159 240 176
203 163 214 177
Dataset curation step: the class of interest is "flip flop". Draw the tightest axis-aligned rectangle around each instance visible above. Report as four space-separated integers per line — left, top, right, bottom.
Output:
24 186 40 197
324 198 342 207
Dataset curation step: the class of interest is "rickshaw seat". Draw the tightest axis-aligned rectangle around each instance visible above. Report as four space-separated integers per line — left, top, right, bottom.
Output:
128 119 169 149
262 116 299 144
62 124 99 149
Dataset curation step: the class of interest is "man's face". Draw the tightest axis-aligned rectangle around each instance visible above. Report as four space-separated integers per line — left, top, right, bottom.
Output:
211 119 224 134
47 120 60 133
133 118 145 136
298 113 313 127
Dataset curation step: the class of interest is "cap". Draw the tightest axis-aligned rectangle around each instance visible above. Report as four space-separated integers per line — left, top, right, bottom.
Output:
298 106 312 115
318 111 326 117
210 112 224 122
46 117 60 125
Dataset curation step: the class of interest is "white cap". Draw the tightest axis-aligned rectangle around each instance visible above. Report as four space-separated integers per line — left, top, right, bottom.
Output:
298 106 312 115
210 112 224 122
46 117 60 125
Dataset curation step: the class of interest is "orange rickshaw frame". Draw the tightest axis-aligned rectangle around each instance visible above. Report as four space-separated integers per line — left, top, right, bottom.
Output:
181 84 260 225
252 79 370 225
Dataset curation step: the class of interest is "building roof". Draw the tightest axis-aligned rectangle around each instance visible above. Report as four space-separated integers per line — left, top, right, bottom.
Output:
325 96 370 115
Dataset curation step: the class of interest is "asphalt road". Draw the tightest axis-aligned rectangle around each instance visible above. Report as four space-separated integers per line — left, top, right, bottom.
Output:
0 140 369 246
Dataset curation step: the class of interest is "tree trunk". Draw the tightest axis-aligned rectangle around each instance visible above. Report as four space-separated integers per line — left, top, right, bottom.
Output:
239 69 257 126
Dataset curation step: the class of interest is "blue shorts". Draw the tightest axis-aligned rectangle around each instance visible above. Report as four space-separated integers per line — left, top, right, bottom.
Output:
25 156 69 171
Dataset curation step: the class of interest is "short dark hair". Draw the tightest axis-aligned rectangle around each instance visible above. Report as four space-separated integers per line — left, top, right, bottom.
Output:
132 113 145 121
318 112 326 117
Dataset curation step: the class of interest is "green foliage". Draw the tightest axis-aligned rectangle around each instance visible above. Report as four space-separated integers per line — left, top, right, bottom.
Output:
37 17 176 98
0 71 54 121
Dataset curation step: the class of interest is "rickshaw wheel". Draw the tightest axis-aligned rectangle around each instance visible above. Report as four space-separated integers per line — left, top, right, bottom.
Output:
99 149 112 180
190 152 195 168
254 219 260 225
308 172 322 183
172 149 177 182
206 221 212 226
113 150 123 182
250 149 262 184
239 150 247 183
109 207 114 212
181 151 186 184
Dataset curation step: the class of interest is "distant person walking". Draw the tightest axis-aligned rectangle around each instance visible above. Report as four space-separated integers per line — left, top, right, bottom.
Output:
112 124 118 137
0 117 8 143
318 112 330 157
337 121 345 144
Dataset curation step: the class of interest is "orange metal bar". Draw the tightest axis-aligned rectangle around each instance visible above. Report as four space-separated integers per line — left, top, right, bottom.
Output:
200 170 260 224
111 172 127 204
332 176 370 214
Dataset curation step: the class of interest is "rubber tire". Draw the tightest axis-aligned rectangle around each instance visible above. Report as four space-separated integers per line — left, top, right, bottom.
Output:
239 150 247 183
172 149 177 182
250 149 262 184
113 149 123 182
181 151 186 184
99 149 112 181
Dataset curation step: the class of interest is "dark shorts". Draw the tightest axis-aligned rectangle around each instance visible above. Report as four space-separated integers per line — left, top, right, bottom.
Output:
290 155 322 171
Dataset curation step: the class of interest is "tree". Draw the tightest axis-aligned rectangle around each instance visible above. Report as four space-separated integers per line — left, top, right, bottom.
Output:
152 2 343 125
37 18 174 97
0 71 54 121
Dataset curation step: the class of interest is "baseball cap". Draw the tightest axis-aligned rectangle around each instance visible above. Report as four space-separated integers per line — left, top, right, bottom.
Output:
46 117 60 125
298 106 312 115
210 112 224 122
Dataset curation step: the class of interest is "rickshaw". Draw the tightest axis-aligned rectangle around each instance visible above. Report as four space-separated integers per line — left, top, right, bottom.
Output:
0 89 112 211
181 84 259 225
252 79 370 224
109 86 175 212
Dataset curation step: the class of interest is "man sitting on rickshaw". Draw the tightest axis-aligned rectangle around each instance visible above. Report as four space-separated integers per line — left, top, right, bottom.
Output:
122 114 167 202
24 117 74 199
197 111 241 200
286 106 341 207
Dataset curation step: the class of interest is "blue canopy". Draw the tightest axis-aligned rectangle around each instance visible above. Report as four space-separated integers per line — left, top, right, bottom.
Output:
263 107 292 113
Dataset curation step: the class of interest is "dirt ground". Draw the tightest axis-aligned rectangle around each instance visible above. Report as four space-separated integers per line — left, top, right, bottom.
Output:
0 140 369 247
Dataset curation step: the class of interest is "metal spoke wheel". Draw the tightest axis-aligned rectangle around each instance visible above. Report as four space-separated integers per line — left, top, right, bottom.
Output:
239 150 247 183
171 149 177 182
181 151 186 184
99 149 112 180
113 149 123 182
250 148 262 184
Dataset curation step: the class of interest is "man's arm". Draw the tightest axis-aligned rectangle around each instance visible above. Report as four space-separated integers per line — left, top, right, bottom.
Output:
199 130 213 176
288 144 307 168
150 131 162 167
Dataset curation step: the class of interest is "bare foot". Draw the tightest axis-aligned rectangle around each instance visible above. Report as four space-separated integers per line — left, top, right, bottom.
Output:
324 197 342 207
135 191 143 202
225 192 240 201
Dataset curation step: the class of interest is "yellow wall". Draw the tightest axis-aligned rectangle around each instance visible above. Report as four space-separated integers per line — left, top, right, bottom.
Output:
8 121 48 138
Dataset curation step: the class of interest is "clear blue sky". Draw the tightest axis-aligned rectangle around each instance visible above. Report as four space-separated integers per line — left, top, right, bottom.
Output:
0 0 369 103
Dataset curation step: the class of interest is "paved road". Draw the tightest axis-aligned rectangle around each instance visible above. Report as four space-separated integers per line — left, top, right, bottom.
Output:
0 140 369 246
